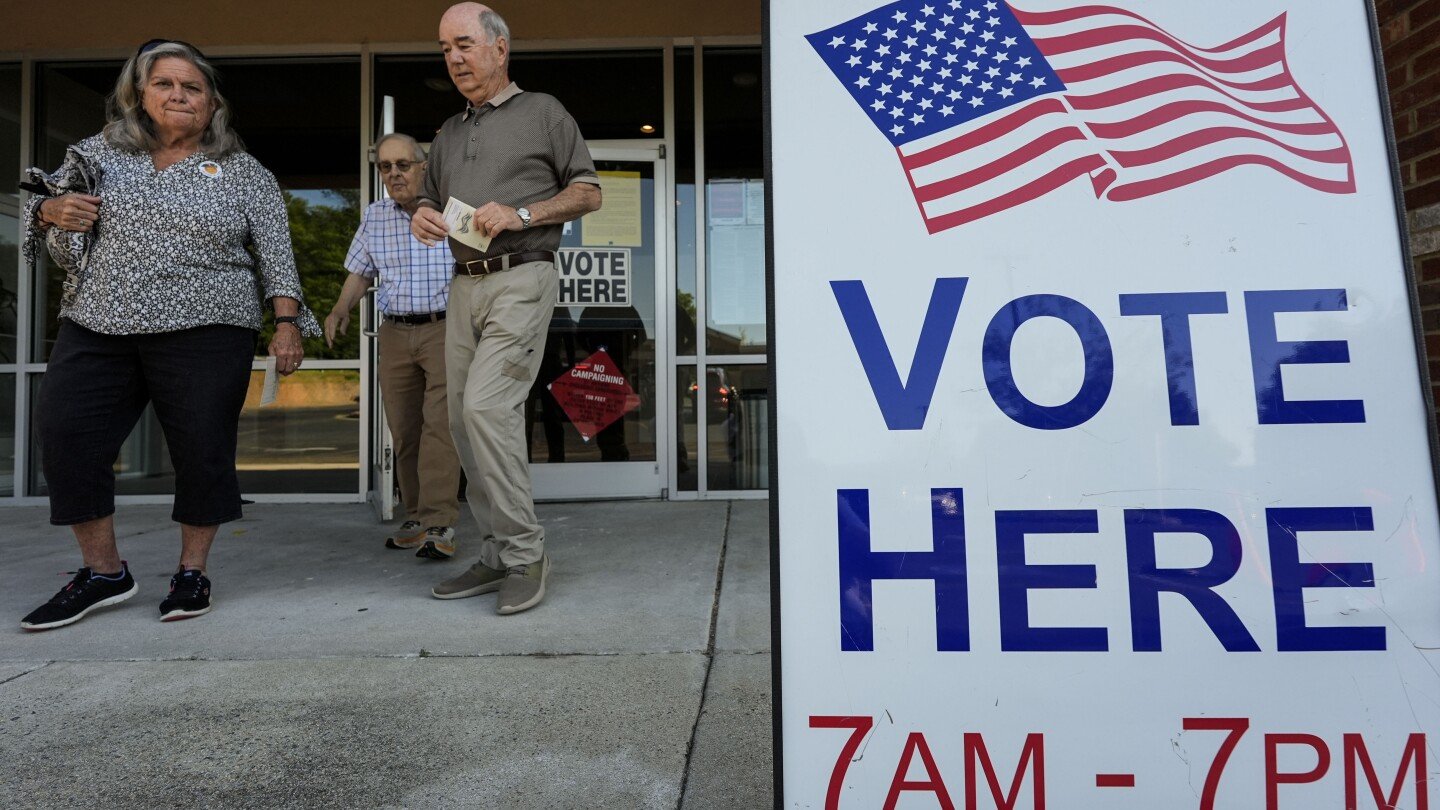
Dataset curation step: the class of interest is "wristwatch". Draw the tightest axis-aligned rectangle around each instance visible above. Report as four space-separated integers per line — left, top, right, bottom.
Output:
275 315 300 329
516 207 532 229
33 198 54 229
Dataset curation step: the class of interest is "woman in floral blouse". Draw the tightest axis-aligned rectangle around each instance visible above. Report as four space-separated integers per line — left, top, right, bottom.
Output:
20 40 320 631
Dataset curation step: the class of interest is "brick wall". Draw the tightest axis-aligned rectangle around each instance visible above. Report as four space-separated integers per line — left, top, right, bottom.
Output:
1379 0 1440 410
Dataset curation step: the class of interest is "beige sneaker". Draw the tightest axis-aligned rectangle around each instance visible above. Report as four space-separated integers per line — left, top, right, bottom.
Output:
384 520 425 550
497 554 550 615
415 527 457 560
431 559 505 599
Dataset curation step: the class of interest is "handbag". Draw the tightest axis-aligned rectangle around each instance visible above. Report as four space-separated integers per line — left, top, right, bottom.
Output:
20 144 104 310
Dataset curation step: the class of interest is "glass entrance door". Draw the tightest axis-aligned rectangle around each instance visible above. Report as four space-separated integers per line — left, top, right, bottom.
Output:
361 143 669 505
529 145 669 499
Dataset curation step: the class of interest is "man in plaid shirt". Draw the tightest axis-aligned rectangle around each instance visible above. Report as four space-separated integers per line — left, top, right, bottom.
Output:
327 133 462 557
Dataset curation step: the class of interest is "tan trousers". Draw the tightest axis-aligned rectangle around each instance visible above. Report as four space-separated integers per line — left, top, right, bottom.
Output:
378 318 461 529
445 262 558 569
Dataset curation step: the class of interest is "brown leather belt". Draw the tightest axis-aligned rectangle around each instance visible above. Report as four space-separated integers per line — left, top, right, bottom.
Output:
384 311 446 324
454 251 557 277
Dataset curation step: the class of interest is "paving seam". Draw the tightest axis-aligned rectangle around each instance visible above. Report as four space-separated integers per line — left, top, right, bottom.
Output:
676 500 734 810
2 650 710 665
0 662 51 687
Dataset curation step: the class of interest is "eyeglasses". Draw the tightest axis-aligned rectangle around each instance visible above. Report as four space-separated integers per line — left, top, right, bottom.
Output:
136 39 207 60
377 160 422 174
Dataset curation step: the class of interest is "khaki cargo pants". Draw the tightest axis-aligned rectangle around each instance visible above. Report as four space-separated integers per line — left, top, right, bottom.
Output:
445 261 558 569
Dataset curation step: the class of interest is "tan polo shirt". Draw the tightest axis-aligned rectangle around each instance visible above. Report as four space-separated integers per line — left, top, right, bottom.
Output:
419 83 600 263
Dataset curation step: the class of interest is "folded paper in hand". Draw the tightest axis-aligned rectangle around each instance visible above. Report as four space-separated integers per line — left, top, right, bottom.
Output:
260 355 279 406
442 197 493 252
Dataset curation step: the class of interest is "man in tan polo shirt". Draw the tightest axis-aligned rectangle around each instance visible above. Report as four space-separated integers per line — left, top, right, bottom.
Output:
412 2 602 615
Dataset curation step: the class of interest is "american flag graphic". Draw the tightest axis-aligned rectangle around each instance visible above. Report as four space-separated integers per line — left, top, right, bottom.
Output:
806 1 1356 233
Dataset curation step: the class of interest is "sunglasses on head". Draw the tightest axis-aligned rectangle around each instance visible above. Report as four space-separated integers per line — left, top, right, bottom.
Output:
136 39 207 60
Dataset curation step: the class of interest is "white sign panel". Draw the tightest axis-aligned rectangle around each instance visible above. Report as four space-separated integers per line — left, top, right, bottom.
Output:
771 0 1440 807
556 248 631 307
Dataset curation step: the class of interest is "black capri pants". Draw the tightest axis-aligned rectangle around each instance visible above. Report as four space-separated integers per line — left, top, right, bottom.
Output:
39 321 257 527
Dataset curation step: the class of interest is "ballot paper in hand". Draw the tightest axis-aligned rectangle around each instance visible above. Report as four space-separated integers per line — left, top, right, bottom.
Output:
260 355 279 406
442 197 493 252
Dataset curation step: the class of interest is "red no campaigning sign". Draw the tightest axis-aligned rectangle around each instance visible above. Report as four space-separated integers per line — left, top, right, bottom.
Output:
547 349 642 441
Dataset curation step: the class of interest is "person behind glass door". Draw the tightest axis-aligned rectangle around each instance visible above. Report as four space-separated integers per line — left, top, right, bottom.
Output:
411 3 602 615
526 307 576 464
576 303 645 462
325 133 462 558
18 40 321 631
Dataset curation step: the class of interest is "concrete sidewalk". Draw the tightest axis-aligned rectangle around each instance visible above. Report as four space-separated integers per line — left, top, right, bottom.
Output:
0 500 773 809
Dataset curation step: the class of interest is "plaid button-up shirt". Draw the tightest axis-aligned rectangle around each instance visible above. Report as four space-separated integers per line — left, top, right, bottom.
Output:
344 199 454 316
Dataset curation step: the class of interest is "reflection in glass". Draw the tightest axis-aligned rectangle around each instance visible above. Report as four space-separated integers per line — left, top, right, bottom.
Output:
703 364 769 490
703 48 766 356
0 215 17 364
28 369 359 497
677 363 767 492
276 188 360 360
211 58 361 361
375 50 665 147
0 64 20 362
677 365 698 492
25 376 37 495
675 49 697 358
0 374 13 495
237 368 360 494
0 65 19 207
526 160 658 465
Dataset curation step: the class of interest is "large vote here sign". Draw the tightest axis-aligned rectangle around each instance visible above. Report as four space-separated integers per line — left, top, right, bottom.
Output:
769 0 1440 807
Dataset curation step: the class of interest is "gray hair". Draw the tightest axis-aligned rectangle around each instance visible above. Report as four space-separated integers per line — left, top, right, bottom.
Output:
103 42 243 158
479 9 510 46
374 132 426 162
480 9 511 67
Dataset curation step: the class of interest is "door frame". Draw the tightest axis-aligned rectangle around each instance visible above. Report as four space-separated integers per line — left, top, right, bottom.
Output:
534 140 672 500
362 140 672 505
366 95 399 520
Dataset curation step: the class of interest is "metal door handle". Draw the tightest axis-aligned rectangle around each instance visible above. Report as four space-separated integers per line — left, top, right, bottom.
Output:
361 286 379 338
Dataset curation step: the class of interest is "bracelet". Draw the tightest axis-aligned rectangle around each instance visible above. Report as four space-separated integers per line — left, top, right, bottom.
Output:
275 315 300 329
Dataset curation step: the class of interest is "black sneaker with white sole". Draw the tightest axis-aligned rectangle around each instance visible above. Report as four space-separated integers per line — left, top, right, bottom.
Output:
159 569 212 622
20 564 139 631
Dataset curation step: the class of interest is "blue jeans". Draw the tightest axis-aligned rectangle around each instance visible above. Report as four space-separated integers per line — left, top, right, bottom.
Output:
39 321 257 526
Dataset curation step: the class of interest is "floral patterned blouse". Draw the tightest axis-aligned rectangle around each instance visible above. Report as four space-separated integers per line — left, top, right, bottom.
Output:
24 133 320 337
